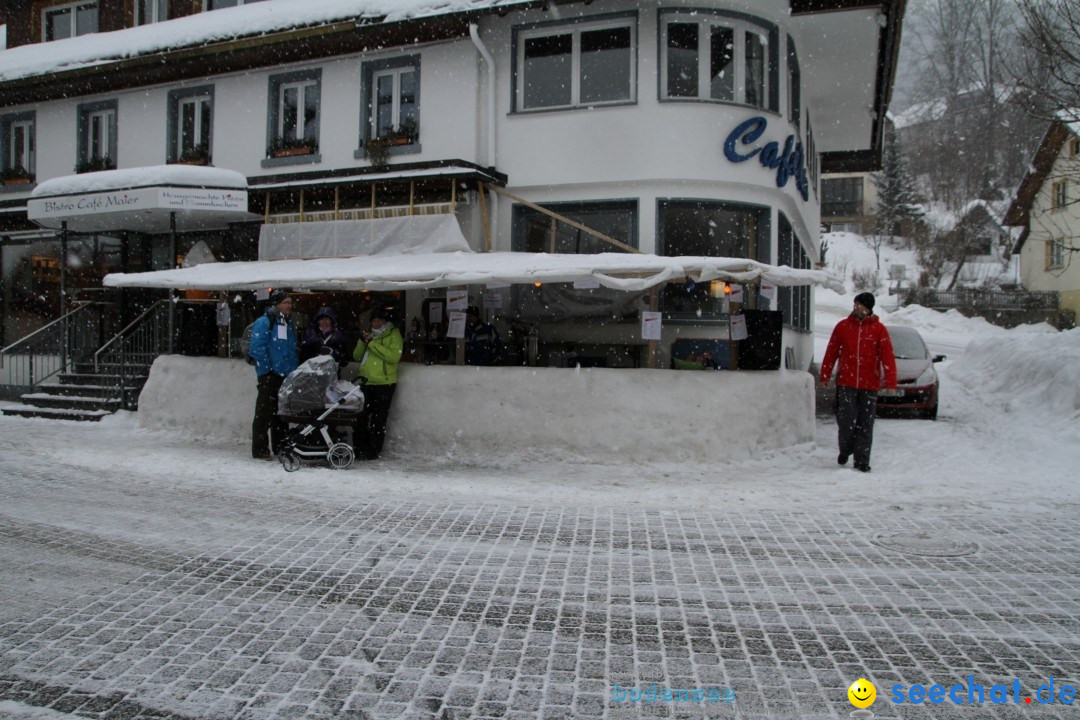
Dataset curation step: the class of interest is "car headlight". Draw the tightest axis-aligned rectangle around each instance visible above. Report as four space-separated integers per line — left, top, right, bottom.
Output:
913 365 937 387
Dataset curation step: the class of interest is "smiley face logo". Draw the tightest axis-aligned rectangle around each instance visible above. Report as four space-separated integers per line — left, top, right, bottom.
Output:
848 678 876 708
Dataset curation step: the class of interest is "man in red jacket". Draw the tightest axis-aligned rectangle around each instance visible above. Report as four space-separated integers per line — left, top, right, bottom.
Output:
819 292 898 472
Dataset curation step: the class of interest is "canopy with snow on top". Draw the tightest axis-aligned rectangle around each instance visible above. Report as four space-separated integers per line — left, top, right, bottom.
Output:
104 251 844 293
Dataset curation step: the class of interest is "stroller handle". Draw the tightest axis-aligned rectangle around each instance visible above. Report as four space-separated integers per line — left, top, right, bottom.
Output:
314 384 364 423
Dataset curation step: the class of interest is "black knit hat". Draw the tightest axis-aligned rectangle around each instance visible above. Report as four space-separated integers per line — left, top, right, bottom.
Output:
371 306 393 322
269 289 290 306
854 292 875 311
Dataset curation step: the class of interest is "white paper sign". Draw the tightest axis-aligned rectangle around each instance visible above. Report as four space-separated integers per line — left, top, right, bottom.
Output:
256 288 269 300
215 302 231 327
428 303 443 324
759 281 777 302
446 290 468 311
446 311 466 339
641 311 662 341
486 282 511 289
573 277 600 289
276 324 288 340
730 314 748 341
729 284 744 303
483 290 503 309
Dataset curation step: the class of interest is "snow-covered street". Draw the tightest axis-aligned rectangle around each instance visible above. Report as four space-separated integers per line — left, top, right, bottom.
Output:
1 301 1078 719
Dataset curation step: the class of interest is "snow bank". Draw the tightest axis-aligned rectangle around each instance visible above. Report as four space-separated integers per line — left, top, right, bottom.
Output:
137 357 815 462
945 328 1080 426
390 366 814 463
138 356 256 439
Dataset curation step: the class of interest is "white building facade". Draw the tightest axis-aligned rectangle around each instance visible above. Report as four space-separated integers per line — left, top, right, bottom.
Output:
0 0 904 373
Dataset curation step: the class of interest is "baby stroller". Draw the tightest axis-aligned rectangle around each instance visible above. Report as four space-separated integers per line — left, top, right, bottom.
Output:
276 356 364 472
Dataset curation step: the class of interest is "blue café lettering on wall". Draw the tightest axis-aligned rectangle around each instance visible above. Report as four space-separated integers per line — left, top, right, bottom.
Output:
724 116 810 201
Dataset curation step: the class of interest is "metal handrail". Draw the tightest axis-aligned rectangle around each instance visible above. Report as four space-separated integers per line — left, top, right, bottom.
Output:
0 302 95 362
0 302 105 393
92 299 170 372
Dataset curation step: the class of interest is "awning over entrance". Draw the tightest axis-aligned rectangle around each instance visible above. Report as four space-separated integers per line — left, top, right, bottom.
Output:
103 249 844 293
28 165 259 233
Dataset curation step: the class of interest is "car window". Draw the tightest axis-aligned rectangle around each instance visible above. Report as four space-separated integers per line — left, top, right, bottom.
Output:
889 329 928 359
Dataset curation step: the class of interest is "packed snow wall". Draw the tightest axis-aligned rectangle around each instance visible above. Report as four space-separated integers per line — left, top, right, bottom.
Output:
138 356 815 462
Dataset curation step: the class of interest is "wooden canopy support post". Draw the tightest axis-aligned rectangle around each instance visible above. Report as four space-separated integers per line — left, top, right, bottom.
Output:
264 191 271 223
549 216 557 253
334 187 340 220
485 184 640 254
647 286 659 369
299 188 305 222
370 184 376 217
409 181 415 216
477 182 492 252
450 180 457 213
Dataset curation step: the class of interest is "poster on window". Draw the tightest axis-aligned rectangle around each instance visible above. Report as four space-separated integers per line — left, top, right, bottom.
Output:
428 302 443 325
730 314 749 341
759 281 776 306
641 311 662 341
446 290 468 311
483 290 503 309
729 283 744 303
256 288 269 301
216 302 231 327
573 277 600 289
446 311 466 339
486 282 510 289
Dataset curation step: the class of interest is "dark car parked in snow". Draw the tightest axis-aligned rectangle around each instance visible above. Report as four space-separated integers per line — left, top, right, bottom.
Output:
814 325 945 420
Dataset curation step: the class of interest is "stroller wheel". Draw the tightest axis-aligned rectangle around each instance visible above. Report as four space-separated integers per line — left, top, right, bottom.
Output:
327 442 355 470
279 452 302 473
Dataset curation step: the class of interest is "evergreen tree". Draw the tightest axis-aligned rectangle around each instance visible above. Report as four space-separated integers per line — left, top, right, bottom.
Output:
872 126 923 237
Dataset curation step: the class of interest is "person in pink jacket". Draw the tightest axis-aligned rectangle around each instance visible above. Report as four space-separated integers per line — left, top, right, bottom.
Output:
819 292 898 473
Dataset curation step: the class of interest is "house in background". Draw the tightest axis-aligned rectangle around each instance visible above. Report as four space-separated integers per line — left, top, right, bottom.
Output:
820 172 878 236
1004 113 1080 320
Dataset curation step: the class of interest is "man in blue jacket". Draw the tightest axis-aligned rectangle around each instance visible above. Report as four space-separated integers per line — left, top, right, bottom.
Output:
249 289 298 459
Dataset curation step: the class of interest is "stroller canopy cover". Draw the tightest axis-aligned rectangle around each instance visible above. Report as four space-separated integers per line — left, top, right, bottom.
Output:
278 356 362 415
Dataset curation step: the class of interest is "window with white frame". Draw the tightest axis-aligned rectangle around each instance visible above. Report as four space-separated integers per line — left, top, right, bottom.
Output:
1047 238 1065 270
372 65 417 139
168 86 213 163
1051 179 1067 210
77 100 117 172
513 14 636 112
136 0 167 25
280 81 317 142
659 10 777 111
0 112 35 180
43 1 98 41
265 69 321 160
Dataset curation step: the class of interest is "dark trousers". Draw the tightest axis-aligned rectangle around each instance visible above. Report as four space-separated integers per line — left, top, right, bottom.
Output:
836 386 878 466
252 373 285 458
357 383 396 460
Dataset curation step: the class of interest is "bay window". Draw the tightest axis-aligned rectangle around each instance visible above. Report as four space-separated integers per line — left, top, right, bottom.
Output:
659 10 778 112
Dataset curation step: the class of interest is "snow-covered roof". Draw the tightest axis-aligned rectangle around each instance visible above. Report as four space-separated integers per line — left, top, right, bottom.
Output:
104 251 844 293
32 165 248 197
0 0 531 84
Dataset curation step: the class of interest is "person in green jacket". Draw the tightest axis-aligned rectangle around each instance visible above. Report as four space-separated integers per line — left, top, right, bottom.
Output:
353 306 403 459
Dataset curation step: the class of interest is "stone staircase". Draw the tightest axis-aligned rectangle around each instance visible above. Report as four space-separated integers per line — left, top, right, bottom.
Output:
2 361 149 422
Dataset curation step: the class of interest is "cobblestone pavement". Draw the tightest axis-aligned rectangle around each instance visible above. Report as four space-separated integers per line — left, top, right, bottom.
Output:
2 476 1079 720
